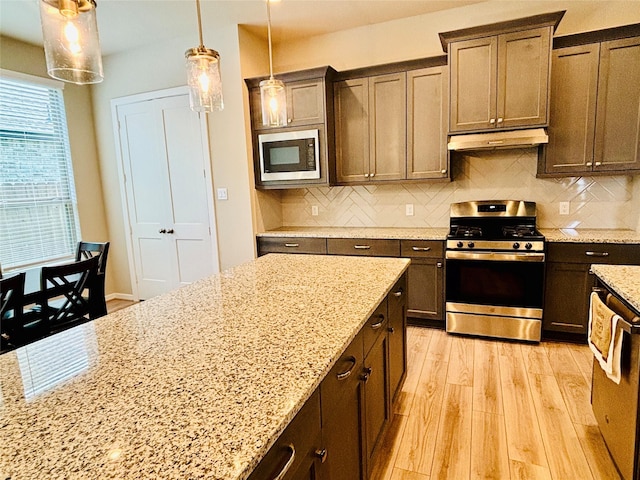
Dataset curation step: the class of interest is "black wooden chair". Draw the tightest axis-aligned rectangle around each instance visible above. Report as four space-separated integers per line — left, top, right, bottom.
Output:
75 241 110 318
1 273 45 352
40 256 99 333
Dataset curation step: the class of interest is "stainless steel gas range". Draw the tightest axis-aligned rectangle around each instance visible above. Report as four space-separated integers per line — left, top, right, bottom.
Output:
445 200 545 342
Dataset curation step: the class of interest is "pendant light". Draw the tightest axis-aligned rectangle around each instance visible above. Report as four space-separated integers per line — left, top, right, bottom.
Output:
185 0 223 112
39 0 103 84
259 0 287 127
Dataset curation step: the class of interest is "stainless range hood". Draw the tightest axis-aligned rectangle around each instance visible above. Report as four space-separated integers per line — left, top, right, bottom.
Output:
448 128 549 151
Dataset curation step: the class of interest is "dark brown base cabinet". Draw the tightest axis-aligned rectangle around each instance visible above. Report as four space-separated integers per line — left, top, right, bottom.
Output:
250 276 408 480
400 240 444 324
543 242 640 336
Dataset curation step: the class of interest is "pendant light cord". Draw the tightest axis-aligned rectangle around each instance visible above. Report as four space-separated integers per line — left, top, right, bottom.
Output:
266 0 275 80
196 0 205 49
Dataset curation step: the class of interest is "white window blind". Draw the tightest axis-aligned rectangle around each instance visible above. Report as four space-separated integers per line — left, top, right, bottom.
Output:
0 73 81 270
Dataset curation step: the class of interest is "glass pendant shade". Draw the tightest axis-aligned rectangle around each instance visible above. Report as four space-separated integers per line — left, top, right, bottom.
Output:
40 0 103 84
185 47 223 112
260 78 287 127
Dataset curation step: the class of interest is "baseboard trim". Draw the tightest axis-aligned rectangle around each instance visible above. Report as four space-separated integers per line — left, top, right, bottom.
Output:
106 293 135 302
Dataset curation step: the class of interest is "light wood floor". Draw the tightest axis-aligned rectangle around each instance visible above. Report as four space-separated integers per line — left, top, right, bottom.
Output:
106 298 136 314
370 326 621 480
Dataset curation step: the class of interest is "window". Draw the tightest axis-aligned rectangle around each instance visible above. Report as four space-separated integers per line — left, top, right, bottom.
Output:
0 70 81 271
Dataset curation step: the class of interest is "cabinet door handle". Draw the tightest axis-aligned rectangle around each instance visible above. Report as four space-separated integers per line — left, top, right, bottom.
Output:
441 169 447 174
354 245 371 250
437 262 443 268
364 173 370 178
284 243 299 248
360 366 372 381
412 246 431 252
315 449 328 463
388 326 395 333
371 314 385 329
585 251 609 257
497 117 503 123
273 444 296 480
370 172 375 177
336 356 357 380
595 162 602 166
489 118 496 124
392 288 403 297
586 162 593 166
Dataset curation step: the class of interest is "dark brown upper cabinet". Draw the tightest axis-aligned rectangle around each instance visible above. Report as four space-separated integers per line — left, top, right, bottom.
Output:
440 11 564 134
245 66 337 189
540 27 640 176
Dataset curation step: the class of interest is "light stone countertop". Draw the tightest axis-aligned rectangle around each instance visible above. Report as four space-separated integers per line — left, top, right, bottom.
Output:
257 226 450 240
258 226 640 244
590 264 640 313
0 254 410 480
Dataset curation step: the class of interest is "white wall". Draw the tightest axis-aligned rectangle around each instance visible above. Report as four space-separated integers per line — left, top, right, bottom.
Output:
92 25 256 295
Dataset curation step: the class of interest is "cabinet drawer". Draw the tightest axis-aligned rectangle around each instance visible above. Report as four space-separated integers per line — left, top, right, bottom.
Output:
321 330 364 408
400 239 444 258
258 236 327 255
547 242 640 264
248 389 321 480
327 238 400 257
363 299 388 356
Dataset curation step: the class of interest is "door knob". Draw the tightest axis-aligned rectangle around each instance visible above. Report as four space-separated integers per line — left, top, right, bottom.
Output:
159 228 166 234
167 229 174 234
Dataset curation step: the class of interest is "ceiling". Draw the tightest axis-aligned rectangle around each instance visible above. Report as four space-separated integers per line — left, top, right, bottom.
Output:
0 0 486 56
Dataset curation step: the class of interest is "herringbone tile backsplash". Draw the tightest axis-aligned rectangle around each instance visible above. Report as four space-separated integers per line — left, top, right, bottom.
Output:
280 149 639 229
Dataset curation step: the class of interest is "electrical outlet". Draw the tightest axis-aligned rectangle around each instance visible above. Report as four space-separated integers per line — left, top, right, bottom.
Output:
311 205 319 216
559 201 570 215
216 188 228 200
405 204 414 216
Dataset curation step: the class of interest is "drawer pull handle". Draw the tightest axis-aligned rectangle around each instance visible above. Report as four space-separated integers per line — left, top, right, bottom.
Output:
336 356 357 380
371 314 385 329
585 251 609 257
284 243 299 248
354 245 371 250
412 246 431 252
274 444 296 480
392 288 403 297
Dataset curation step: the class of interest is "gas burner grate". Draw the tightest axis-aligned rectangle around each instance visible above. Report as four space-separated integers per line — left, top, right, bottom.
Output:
454 226 483 237
502 226 537 238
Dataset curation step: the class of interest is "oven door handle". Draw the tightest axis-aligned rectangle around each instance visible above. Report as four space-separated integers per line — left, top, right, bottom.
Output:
445 251 545 262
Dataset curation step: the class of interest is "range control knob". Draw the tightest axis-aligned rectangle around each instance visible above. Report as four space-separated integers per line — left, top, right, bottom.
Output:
468 242 475 248
456 241 463 248
513 242 520 249
525 242 533 250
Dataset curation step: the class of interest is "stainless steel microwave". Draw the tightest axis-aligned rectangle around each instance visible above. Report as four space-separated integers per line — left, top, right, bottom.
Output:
258 129 320 182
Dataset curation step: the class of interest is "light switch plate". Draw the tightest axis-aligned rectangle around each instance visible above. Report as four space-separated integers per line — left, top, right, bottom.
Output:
559 201 570 215
405 204 414 216
217 188 228 200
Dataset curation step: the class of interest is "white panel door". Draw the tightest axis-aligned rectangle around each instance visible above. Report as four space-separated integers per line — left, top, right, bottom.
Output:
115 91 219 299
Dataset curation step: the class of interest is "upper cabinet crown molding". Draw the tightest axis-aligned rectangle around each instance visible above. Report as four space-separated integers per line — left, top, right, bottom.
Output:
438 11 566 52
553 23 640 49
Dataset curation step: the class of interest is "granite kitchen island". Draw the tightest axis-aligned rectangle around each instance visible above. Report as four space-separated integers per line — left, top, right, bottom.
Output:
0 254 410 480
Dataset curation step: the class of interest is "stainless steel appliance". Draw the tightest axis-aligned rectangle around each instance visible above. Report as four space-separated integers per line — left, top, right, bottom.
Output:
258 128 320 182
445 200 545 342
591 286 640 480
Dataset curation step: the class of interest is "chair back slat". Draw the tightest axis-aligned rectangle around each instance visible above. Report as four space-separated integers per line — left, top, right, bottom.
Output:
1 273 25 321
41 256 99 328
75 241 110 275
